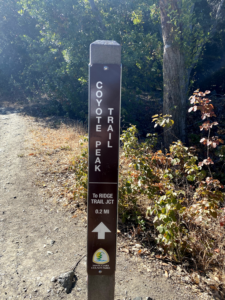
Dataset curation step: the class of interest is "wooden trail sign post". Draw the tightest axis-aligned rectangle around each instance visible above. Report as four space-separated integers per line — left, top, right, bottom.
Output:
87 40 121 300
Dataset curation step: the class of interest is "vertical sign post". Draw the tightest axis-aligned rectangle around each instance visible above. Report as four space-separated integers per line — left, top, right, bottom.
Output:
87 40 121 300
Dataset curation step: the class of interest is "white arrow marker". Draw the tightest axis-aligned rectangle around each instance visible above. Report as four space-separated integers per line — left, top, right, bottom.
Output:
92 222 111 239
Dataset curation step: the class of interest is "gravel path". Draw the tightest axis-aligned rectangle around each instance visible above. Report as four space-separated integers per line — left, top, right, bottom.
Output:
0 107 213 299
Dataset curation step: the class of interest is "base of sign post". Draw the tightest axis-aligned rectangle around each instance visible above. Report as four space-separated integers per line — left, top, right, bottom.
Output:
88 275 115 300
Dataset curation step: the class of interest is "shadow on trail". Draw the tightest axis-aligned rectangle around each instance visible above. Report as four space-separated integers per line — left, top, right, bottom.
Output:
0 93 88 131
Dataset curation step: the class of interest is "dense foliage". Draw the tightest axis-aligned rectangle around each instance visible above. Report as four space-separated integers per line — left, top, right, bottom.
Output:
0 0 225 135
71 91 225 269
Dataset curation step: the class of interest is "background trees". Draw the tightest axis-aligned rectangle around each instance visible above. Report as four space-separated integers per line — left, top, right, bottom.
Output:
159 0 225 147
0 0 225 144
0 0 38 94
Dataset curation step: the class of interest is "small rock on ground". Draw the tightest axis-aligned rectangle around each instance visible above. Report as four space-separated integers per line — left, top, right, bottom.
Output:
58 271 75 294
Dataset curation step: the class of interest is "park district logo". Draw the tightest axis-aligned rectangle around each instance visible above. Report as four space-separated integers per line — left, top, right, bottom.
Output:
93 248 109 264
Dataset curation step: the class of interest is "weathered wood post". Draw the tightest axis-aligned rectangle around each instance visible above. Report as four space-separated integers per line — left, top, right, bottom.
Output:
87 40 121 300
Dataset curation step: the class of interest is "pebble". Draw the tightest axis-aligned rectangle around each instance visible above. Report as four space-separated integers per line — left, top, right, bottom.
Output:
51 277 57 282
77 288 81 291
47 251 53 255
38 282 42 286
177 266 183 273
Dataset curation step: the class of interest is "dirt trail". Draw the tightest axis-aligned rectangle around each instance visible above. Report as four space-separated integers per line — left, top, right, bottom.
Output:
0 108 212 299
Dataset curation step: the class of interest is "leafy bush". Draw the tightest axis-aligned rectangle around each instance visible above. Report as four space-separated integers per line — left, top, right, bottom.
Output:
70 91 224 267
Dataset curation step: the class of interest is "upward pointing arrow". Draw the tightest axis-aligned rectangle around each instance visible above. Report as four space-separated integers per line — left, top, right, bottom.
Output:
92 222 111 239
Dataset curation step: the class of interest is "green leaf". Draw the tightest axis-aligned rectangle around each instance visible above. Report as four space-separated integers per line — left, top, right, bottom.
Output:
187 175 195 181
157 224 165 234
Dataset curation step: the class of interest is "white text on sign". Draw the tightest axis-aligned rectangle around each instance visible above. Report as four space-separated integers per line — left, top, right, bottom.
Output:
92 193 114 205
95 81 115 172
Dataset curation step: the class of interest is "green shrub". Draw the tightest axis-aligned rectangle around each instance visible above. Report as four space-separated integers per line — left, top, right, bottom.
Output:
71 104 224 263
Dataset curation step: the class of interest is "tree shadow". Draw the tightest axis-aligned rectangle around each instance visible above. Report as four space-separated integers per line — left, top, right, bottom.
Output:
0 92 88 131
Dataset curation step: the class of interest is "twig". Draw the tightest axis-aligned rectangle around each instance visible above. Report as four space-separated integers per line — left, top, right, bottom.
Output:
69 254 87 273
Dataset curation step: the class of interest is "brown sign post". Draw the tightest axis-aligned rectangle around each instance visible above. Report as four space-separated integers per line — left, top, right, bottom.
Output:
87 41 121 299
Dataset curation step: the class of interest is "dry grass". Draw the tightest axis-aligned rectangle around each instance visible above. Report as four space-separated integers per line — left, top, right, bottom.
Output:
23 116 87 213
28 119 86 157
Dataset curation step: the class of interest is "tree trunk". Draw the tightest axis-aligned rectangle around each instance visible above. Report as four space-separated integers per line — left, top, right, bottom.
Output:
159 0 190 149
163 44 189 148
159 0 225 149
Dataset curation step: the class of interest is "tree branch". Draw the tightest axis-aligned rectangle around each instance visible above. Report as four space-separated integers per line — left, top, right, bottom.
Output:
88 0 106 32
209 0 225 36
189 3 195 33
216 0 225 19
190 0 225 70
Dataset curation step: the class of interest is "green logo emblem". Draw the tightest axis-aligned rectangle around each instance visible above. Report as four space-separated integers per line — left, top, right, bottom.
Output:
93 248 109 264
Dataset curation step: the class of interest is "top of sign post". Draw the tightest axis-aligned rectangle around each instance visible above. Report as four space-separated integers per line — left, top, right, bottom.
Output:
90 40 121 65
